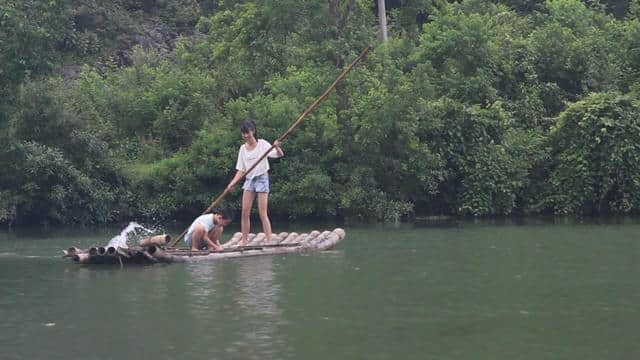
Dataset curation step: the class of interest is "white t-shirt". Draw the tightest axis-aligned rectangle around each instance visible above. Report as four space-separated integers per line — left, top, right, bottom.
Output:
235 139 281 179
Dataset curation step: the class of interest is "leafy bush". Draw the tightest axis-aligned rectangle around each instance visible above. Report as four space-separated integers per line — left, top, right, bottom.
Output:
544 91 640 214
10 141 120 225
1 79 128 225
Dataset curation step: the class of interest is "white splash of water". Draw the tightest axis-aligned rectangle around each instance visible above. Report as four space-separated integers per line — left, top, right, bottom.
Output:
106 222 154 248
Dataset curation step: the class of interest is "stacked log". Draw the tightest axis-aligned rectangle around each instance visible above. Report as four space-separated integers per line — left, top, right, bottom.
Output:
139 234 171 247
62 228 346 266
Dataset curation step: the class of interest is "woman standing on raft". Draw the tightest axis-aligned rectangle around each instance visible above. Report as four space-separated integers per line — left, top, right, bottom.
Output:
226 120 284 245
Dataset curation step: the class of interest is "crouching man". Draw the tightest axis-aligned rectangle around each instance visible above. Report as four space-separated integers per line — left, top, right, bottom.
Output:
185 209 234 251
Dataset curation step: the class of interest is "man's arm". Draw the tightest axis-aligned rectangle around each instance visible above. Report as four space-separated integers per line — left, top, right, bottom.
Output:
211 225 224 246
202 231 223 251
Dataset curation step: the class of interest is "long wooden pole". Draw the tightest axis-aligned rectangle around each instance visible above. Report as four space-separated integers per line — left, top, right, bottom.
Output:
168 45 373 247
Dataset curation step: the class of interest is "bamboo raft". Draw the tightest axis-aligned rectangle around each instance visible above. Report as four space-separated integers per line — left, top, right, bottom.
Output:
62 228 346 265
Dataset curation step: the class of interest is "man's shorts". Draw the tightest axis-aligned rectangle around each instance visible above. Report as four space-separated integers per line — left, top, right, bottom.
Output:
242 174 270 193
184 231 206 249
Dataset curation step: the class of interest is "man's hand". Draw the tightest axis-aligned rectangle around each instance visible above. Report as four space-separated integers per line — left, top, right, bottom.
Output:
273 140 284 157
210 240 223 251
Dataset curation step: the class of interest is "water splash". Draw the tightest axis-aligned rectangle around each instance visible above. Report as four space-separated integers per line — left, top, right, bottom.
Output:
106 222 154 249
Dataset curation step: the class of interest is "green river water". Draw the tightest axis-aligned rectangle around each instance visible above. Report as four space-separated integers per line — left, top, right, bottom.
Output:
1 218 639 359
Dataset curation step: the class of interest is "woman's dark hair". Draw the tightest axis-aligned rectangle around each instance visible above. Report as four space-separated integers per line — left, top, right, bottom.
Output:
216 208 234 222
240 120 257 139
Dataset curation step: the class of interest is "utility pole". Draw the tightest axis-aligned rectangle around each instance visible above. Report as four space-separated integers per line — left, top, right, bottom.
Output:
378 0 388 43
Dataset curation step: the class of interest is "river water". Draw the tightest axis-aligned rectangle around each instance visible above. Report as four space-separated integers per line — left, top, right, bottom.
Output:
1 218 639 359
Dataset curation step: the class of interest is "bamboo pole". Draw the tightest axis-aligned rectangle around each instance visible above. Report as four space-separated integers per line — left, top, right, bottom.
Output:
306 230 331 248
272 232 288 244
139 234 171 247
316 228 345 250
168 46 373 248
72 253 90 264
248 233 266 246
294 233 309 245
117 248 131 258
222 232 243 248
281 232 299 244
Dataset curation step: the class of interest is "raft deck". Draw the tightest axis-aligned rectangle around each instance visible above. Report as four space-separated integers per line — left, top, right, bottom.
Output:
63 228 346 265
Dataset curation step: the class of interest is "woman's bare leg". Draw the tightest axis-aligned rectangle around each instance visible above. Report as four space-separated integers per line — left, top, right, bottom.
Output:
257 192 272 243
240 190 256 245
190 225 205 251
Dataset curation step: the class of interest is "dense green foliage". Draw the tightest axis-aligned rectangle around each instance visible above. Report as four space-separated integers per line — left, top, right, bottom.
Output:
2 0 640 226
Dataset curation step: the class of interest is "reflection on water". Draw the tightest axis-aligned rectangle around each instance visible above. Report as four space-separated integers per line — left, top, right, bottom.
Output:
186 262 217 300
181 256 288 359
237 256 280 314
232 257 286 359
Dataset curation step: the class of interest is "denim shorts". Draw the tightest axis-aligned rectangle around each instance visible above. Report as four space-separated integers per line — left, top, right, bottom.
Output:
242 174 270 193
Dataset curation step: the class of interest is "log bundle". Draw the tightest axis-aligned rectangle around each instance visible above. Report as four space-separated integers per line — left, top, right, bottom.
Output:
62 228 346 265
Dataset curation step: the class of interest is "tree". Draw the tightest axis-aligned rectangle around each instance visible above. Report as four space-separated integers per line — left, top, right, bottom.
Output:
544 91 640 214
0 0 71 125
